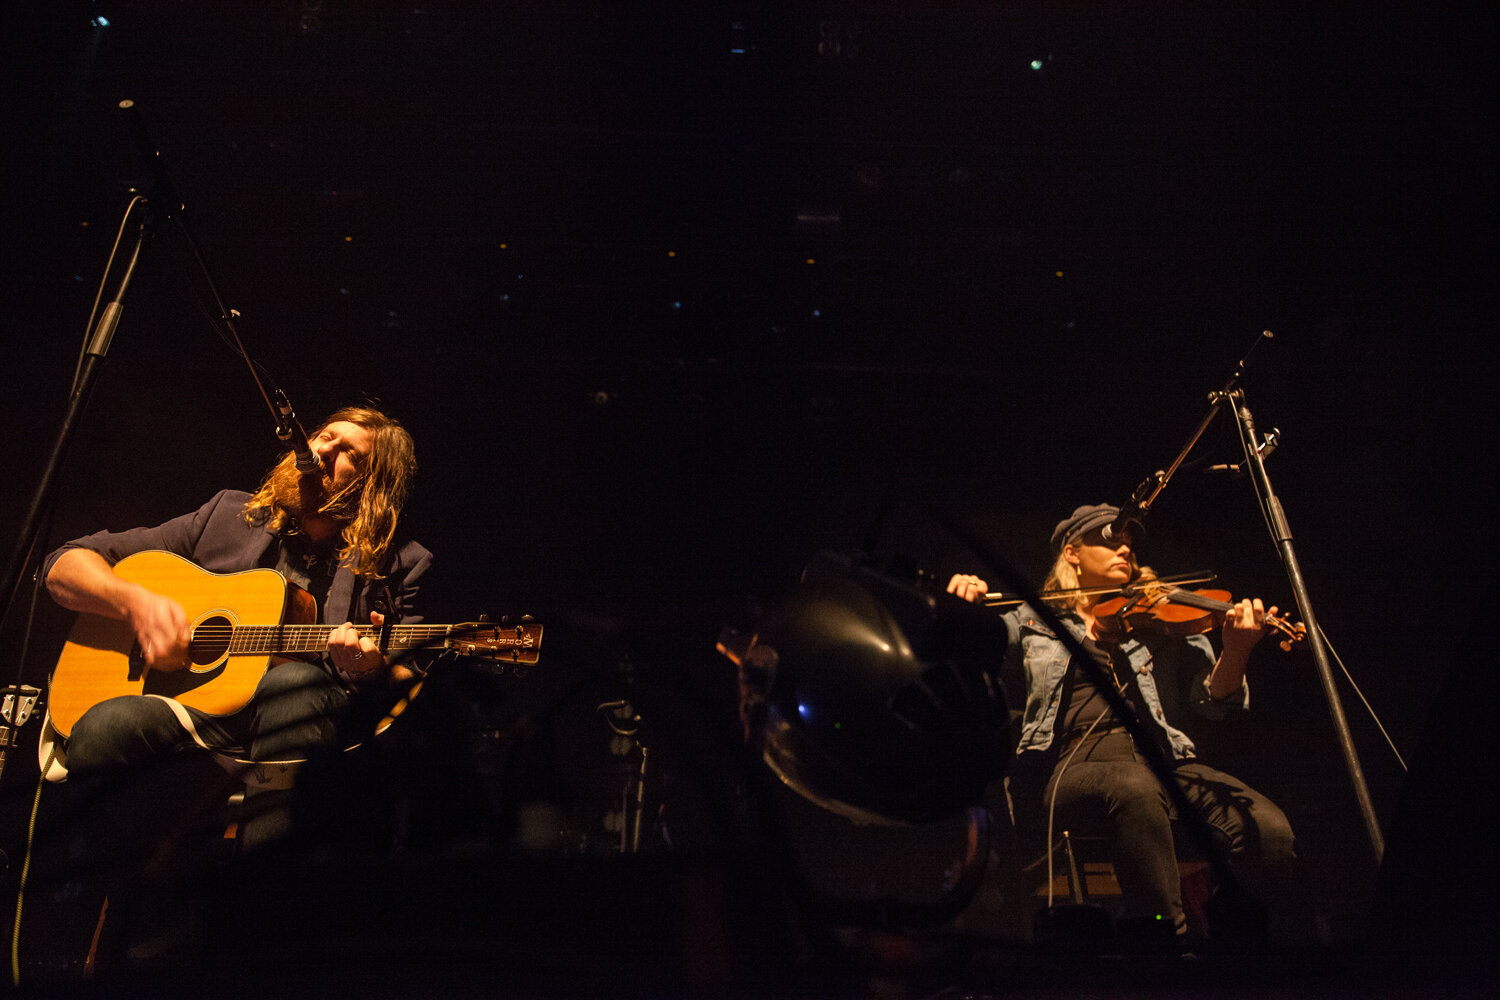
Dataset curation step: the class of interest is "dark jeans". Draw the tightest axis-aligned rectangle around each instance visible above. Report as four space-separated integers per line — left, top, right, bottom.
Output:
66 660 354 849
37 663 361 972
1032 731 1296 930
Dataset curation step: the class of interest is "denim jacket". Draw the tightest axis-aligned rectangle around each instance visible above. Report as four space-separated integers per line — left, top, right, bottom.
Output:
1003 604 1249 761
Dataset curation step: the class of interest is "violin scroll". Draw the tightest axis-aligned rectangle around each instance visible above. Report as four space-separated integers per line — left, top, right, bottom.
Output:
1275 619 1308 651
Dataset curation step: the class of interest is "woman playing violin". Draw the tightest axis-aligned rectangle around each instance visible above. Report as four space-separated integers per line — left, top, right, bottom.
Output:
948 503 1295 943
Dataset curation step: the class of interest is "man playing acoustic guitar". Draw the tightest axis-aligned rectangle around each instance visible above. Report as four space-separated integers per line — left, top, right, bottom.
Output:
43 403 431 850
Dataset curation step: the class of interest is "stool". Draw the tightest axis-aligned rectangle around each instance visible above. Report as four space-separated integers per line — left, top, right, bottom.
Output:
211 753 306 852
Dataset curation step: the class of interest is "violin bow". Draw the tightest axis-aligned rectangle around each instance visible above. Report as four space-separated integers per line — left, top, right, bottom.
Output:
978 570 1218 608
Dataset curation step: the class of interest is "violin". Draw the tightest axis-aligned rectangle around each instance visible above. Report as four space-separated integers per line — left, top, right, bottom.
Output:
1091 580 1307 650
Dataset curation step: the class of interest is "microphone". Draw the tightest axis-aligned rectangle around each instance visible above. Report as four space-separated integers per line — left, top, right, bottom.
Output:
290 432 323 477
1102 475 1160 543
1100 505 1141 544
273 390 323 477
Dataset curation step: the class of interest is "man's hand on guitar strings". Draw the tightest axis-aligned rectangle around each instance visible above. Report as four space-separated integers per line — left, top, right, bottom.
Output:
130 589 193 672
330 611 385 682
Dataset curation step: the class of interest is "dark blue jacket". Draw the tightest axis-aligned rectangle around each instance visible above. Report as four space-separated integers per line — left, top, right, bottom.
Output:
45 489 432 627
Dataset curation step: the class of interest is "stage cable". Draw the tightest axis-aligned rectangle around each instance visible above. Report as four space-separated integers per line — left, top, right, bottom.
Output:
9 741 58 988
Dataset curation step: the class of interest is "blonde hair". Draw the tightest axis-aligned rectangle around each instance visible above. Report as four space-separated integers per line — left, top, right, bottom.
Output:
243 405 417 578
1040 545 1156 612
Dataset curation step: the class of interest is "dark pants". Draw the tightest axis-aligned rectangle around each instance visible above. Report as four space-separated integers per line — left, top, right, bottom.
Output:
37 663 363 973
65 660 354 849
1033 731 1296 931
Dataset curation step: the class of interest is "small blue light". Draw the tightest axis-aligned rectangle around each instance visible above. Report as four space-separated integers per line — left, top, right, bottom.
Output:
671 300 682 310
92 16 111 28
811 309 822 318
797 702 812 721
1030 59 1044 71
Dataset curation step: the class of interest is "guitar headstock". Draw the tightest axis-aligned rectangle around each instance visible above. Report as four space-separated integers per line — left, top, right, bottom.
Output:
445 618 543 665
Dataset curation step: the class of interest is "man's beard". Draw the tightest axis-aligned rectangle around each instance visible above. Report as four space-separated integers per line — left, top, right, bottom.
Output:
265 458 361 527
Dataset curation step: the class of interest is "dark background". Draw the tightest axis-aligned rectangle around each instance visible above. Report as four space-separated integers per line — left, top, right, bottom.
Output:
1 0 1495 982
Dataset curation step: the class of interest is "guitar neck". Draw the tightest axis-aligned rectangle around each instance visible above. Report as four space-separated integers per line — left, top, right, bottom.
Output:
196 624 457 656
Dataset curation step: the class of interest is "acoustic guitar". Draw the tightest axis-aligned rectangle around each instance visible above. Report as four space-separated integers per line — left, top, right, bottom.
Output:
46 549 542 740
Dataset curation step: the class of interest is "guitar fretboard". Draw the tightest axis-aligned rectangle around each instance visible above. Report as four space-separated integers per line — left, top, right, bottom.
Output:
188 625 490 655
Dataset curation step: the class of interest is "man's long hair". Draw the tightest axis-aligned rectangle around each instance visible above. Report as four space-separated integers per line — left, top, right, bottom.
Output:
243 405 417 578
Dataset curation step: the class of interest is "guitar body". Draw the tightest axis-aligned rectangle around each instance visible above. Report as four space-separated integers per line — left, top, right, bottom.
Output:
48 550 314 740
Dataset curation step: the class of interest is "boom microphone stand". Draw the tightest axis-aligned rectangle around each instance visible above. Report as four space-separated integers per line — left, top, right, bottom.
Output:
1113 331 1384 865
1 100 316 669
0 195 157 638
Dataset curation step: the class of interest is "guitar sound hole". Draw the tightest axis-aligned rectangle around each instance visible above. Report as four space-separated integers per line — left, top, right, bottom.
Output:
193 615 232 667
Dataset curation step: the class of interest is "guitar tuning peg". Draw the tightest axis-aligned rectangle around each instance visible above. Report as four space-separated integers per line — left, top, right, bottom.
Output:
479 614 493 623
520 614 535 623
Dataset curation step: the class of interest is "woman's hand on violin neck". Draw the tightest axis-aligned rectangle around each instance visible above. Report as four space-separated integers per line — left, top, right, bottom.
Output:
947 574 988 604
1222 597 1277 656
1205 598 1270 700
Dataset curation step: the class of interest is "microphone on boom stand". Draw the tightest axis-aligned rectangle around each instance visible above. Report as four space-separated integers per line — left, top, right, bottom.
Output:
274 390 323 477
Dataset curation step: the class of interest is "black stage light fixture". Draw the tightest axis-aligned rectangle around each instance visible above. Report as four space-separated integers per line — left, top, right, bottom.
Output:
728 551 1012 827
